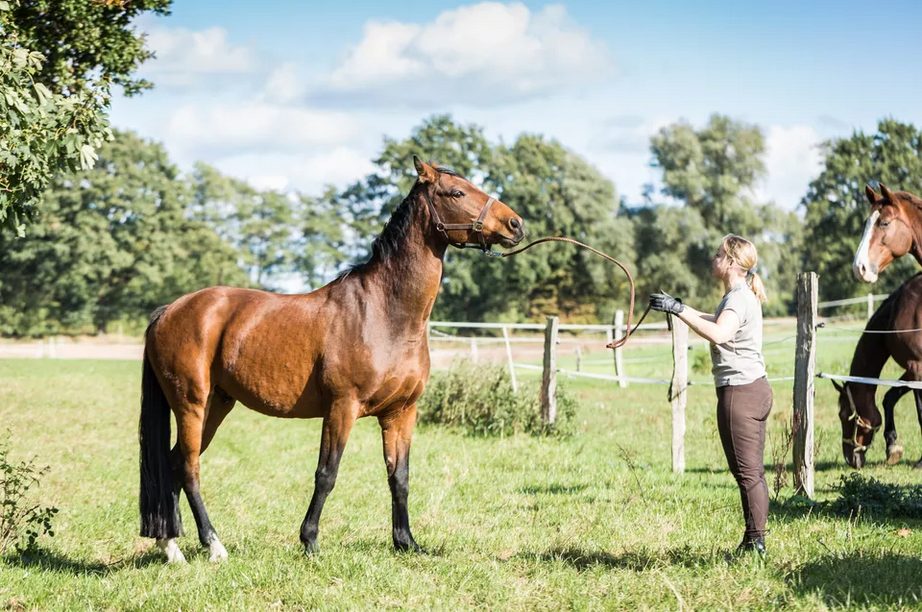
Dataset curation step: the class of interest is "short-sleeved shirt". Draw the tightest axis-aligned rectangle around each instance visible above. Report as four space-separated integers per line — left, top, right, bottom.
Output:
710 282 766 387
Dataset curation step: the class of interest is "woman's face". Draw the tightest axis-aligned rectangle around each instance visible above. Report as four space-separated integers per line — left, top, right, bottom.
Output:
712 244 731 279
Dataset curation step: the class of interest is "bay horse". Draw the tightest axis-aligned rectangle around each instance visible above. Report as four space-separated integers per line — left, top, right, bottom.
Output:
832 273 922 470
853 183 922 283
139 156 525 563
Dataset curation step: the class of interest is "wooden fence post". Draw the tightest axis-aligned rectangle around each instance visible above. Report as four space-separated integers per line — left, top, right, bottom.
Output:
670 315 688 474
793 271 818 498
540 316 559 425
502 326 518 393
614 309 626 388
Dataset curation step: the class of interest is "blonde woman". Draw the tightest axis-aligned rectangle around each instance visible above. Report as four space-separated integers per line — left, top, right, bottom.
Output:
649 235 772 556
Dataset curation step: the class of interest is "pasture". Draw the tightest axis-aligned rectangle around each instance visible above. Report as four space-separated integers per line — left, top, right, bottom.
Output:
1 321 921 610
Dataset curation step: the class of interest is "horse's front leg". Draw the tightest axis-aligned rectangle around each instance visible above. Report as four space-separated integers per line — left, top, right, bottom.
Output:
300 401 357 553
882 384 908 465
379 404 421 552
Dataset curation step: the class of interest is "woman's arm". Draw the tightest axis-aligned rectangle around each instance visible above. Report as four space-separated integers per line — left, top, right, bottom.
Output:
676 306 739 345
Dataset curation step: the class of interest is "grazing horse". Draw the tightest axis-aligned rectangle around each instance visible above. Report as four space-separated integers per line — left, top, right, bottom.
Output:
853 183 922 283
139 157 525 563
832 273 922 469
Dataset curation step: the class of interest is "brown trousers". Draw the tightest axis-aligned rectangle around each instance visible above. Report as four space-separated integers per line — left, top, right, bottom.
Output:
716 377 773 539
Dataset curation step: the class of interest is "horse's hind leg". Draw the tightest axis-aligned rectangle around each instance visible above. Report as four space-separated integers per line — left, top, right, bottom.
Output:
299 400 357 553
882 384 909 464
165 391 235 563
379 404 420 552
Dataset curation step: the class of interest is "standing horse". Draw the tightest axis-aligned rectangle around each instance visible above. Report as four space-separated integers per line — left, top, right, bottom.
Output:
853 183 922 283
832 273 922 469
139 157 525 563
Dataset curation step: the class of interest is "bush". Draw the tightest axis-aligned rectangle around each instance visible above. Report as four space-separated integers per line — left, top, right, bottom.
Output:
418 360 576 437
0 435 58 556
830 473 922 519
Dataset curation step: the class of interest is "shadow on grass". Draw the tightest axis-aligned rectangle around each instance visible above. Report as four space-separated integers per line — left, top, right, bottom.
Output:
518 483 589 495
788 553 922 606
530 546 719 571
3 547 166 575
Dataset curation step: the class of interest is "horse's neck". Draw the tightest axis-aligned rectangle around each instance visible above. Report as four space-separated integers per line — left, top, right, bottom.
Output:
910 205 922 265
365 208 446 330
849 308 892 379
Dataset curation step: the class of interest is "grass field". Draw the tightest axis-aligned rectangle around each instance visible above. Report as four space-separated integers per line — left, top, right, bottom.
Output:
1 320 921 610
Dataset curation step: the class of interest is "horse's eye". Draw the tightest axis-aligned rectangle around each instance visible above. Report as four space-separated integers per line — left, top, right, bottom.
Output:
879 220 890 228
450 190 464 198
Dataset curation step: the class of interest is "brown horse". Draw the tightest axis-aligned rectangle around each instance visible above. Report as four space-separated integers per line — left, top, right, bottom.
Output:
853 183 922 283
832 273 922 470
139 157 525 563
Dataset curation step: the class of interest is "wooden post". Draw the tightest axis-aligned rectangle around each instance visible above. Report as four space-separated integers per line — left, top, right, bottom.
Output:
614 309 626 388
470 338 478 363
670 315 688 474
540 316 559 425
867 292 874 320
502 326 518 393
793 271 818 498
575 346 582 372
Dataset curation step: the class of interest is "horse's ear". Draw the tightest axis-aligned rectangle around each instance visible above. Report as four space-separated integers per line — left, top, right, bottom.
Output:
879 182 895 202
413 155 438 184
865 184 881 204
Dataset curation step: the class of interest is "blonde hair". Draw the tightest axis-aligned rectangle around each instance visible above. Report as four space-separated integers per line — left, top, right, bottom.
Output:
722 234 767 303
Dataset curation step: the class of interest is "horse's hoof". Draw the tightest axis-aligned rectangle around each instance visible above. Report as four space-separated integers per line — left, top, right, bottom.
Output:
303 541 319 555
394 540 423 554
886 445 904 465
157 538 187 564
913 458 922 470
208 539 228 562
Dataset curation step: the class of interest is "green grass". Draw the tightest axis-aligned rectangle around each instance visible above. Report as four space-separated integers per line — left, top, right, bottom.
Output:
1 325 921 610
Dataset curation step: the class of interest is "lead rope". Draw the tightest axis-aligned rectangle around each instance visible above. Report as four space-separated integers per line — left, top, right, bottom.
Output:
499 236 652 349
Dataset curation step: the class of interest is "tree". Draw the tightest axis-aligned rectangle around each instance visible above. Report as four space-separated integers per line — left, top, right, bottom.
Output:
646 114 802 314
0 0 170 234
324 115 632 322
801 119 922 301
0 131 246 336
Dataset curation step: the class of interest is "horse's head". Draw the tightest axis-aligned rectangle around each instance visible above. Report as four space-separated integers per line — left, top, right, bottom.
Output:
853 183 917 283
414 156 524 251
832 379 881 469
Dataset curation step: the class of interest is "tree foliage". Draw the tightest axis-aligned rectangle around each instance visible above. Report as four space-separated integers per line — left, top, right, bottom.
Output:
325 115 633 322
801 119 922 300
645 114 802 314
0 0 170 234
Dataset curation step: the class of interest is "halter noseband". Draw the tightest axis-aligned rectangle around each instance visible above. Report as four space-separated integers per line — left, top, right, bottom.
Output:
842 384 881 454
424 185 498 252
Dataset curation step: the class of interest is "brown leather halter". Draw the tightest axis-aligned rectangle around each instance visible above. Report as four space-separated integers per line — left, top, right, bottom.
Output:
424 186 497 252
842 384 881 454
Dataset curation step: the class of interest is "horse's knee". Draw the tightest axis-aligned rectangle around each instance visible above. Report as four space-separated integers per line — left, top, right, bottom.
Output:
314 468 336 493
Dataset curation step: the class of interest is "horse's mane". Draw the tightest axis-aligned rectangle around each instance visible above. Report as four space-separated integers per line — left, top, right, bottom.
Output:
338 166 466 279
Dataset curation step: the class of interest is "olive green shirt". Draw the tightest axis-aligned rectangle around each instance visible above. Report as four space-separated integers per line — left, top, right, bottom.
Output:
710 282 766 386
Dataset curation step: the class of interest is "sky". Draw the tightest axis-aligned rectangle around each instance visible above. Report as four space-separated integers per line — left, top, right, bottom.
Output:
109 0 922 211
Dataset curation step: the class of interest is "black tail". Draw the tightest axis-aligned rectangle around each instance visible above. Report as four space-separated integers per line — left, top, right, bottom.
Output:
139 312 182 539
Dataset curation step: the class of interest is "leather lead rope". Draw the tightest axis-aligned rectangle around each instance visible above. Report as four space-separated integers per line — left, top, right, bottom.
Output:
499 236 651 349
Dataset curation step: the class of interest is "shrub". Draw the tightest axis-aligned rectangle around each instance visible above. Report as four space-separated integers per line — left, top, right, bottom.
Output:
830 473 922 519
0 435 58 556
418 360 576 437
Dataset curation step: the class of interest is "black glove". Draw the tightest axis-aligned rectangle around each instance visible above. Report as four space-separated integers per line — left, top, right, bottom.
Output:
649 292 684 315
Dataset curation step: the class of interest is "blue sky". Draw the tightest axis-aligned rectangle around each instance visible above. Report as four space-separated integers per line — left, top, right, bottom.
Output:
110 0 922 210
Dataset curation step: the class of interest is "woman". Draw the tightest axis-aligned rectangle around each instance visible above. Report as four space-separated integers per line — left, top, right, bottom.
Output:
649 234 772 556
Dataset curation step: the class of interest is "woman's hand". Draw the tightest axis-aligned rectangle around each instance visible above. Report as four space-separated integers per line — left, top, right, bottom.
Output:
649 292 685 315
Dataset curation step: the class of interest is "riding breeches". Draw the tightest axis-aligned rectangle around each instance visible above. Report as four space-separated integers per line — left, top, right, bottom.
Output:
715 377 773 539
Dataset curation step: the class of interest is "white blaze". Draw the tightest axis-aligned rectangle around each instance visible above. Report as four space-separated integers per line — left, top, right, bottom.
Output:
853 210 880 282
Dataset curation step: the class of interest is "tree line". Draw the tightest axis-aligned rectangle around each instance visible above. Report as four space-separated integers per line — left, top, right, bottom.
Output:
3 114 922 336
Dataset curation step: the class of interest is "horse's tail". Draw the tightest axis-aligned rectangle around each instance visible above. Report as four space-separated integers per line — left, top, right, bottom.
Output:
139 306 183 539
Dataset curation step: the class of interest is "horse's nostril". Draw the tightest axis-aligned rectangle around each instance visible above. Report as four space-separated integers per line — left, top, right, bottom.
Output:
509 218 521 230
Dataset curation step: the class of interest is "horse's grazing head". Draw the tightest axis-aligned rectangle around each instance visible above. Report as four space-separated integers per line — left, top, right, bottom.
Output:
853 183 919 283
413 156 524 250
832 379 881 469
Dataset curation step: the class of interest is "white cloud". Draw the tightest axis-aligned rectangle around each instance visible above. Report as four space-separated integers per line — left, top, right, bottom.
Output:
142 26 258 85
210 147 376 194
756 124 823 209
164 103 363 158
263 62 307 104
325 2 613 105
